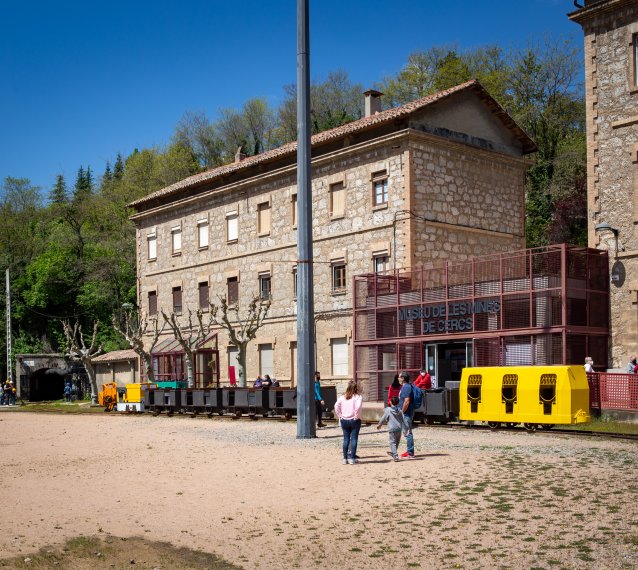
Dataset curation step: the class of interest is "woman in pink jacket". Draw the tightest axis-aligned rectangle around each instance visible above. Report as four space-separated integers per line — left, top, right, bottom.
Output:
334 380 363 465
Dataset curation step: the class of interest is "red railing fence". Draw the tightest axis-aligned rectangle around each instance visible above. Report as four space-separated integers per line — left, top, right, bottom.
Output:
587 373 638 412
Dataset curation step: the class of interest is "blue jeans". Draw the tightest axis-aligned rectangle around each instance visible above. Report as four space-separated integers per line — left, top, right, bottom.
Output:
404 415 414 455
340 418 361 459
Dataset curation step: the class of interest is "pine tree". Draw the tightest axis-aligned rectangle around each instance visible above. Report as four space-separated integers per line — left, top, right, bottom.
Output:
49 174 67 204
103 161 112 185
85 166 94 193
113 153 124 180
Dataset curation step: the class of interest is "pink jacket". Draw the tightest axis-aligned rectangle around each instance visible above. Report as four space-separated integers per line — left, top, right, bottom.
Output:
335 394 363 420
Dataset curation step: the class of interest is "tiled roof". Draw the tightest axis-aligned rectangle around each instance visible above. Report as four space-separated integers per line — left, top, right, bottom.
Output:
129 80 534 209
92 349 139 363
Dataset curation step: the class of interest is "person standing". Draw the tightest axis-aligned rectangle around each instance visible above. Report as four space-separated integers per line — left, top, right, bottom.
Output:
387 374 401 406
63 382 72 402
398 371 416 459
314 371 326 428
584 357 594 373
626 356 637 373
334 380 363 464
376 396 411 461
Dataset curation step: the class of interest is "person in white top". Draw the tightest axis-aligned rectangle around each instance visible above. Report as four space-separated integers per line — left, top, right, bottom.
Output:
584 356 594 373
334 380 363 465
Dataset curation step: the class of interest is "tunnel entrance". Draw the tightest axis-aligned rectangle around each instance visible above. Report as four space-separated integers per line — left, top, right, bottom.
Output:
28 368 68 401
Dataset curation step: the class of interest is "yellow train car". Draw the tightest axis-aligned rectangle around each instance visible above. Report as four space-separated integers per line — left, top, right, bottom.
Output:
116 383 157 412
459 366 590 430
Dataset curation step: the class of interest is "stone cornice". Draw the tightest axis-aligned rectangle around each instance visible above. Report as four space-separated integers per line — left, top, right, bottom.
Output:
568 0 638 24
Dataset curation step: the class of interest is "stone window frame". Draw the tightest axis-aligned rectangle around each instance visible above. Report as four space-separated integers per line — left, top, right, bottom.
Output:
627 23 638 94
632 143 638 223
328 177 346 220
371 169 389 209
226 209 239 243
291 192 298 228
257 197 272 237
147 289 158 316
258 271 272 300
372 252 391 274
197 216 209 250
146 228 157 262
198 279 210 311
331 258 347 295
225 269 240 305
170 225 182 256
172 285 183 315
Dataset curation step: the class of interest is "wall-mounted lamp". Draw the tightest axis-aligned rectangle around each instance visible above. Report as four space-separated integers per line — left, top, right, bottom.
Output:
594 222 620 258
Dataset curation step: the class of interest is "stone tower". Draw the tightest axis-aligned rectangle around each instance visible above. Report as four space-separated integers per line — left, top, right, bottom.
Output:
570 0 638 368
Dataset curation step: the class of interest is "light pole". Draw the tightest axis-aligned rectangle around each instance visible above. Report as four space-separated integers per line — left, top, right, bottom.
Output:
296 0 316 438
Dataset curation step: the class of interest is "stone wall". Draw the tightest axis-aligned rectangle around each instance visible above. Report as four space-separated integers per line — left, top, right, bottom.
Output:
572 1 638 367
409 133 527 265
134 112 530 392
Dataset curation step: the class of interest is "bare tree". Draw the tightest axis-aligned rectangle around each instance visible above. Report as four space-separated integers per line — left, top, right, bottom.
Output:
62 320 103 404
209 295 271 387
112 308 166 383
161 309 213 388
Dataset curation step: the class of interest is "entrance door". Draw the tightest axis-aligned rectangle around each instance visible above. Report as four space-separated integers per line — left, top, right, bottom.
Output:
424 341 472 387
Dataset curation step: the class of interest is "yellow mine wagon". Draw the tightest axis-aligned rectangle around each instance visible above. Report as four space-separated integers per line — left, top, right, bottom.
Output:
115 383 156 413
459 366 591 430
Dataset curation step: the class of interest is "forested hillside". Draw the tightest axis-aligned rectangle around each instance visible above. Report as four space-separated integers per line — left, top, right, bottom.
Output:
0 36 586 370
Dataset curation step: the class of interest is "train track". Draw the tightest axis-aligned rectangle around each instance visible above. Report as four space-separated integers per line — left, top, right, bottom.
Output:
422 421 638 442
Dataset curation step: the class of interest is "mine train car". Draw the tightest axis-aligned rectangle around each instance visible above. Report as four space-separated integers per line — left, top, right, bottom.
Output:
106 365 590 430
109 383 337 421
387 365 591 431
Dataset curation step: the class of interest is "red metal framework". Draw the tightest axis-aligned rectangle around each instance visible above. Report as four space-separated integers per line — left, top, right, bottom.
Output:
588 373 638 412
353 244 610 401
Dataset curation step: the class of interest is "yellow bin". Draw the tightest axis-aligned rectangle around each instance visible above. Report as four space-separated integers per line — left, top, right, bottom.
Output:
459 366 590 426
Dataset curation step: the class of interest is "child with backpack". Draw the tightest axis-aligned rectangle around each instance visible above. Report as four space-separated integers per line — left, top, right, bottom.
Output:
376 396 411 461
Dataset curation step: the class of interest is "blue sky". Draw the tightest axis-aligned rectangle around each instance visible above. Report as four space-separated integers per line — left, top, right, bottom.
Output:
0 0 583 192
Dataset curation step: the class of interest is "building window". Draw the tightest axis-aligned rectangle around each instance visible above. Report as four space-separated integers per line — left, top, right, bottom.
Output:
292 266 297 298
329 181 345 218
373 254 390 274
634 33 638 88
331 338 348 376
171 226 182 255
331 261 347 293
147 233 157 261
148 291 157 316
198 281 209 310
257 202 271 236
259 343 274 377
259 272 271 300
226 211 238 242
172 286 182 314
291 193 297 227
227 276 238 304
372 171 388 206
197 220 209 249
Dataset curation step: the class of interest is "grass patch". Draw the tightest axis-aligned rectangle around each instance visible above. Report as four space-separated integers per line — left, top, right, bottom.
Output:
0 535 238 569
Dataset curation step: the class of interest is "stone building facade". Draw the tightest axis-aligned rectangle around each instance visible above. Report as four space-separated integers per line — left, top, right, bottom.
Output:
129 81 534 393
570 0 638 367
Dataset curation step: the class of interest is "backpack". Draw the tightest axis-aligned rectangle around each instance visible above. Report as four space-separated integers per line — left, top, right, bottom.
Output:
411 384 424 410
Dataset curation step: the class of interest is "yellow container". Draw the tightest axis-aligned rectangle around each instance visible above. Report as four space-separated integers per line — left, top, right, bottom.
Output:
122 383 157 403
459 366 590 426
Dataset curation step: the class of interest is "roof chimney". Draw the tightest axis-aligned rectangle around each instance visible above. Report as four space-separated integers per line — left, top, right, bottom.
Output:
364 90 383 117
235 146 247 163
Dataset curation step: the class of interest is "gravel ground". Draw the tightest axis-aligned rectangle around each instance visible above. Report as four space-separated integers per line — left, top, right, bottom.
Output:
0 411 637 569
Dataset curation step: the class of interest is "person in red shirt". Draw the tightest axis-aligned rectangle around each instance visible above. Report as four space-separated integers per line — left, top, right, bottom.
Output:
387 374 401 406
414 368 432 390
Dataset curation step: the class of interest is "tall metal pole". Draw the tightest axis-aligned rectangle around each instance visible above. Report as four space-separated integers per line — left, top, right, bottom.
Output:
6 268 13 384
296 0 316 438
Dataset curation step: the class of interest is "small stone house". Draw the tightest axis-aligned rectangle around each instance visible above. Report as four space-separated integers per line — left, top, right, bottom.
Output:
93 350 140 387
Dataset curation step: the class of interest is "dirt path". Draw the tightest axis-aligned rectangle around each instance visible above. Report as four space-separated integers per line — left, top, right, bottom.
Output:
0 412 637 569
